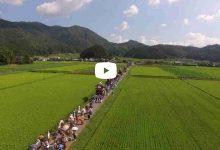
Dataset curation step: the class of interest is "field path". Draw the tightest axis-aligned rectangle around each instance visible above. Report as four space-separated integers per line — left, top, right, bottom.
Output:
65 71 128 150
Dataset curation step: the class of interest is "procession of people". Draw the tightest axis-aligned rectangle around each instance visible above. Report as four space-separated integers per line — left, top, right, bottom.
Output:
29 64 129 150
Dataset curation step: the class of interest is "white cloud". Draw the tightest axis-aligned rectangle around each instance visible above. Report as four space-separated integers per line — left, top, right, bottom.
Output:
167 0 179 5
139 36 161 45
0 0 24 6
197 9 220 21
115 21 129 31
36 0 92 17
183 18 189 25
110 34 128 43
185 32 220 47
148 0 160 6
161 23 167 27
123 4 139 17
139 33 220 47
197 14 215 21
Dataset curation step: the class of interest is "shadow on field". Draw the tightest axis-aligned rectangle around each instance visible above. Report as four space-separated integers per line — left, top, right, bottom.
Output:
0 75 61 91
83 97 89 103
30 70 94 75
130 75 220 81
183 81 220 101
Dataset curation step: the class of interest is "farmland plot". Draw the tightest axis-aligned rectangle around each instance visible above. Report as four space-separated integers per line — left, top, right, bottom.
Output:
160 66 211 79
179 66 220 79
42 63 95 74
0 61 79 75
77 67 220 150
0 72 58 89
130 66 175 77
0 73 99 149
36 63 125 75
186 80 220 99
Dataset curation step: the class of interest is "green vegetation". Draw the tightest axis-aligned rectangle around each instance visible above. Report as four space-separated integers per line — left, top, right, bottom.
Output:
36 63 95 74
1 18 220 62
125 44 220 62
0 72 57 89
160 66 211 78
80 45 112 59
186 80 220 99
0 47 33 65
180 66 220 79
0 62 101 149
0 19 127 56
130 66 175 77
160 65 220 79
0 61 127 149
1 62 220 149
0 61 84 75
48 53 80 60
74 65 220 150
73 76 127 150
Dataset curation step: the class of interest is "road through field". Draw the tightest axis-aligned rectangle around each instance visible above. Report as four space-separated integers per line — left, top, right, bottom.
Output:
66 71 127 150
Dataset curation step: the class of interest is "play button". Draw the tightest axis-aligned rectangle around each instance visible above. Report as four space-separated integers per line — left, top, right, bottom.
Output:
95 62 117 79
104 68 109 74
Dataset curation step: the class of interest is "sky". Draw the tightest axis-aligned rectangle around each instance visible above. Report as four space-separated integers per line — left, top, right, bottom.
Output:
0 0 220 47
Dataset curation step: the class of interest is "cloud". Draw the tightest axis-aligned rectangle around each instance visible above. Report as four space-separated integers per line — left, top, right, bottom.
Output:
183 18 189 25
185 32 220 47
36 0 92 17
197 9 220 21
167 0 179 5
139 36 161 45
161 23 167 27
139 33 220 47
110 34 128 43
123 4 139 17
197 14 215 21
0 0 24 6
115 21 129 31
148 0 160 6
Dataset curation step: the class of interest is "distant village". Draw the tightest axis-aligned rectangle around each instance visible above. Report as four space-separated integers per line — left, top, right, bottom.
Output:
33 56 112 62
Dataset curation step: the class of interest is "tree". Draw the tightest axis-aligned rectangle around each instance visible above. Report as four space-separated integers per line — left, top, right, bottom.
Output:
80 45 112 59
15 54 33 64
0 47 14 65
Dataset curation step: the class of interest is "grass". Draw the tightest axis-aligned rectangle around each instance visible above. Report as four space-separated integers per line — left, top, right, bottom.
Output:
0 61 126 149
39 62 95 74
179 66 220 79
0 72 58 90
0 61 81 75
130 66 175 77
34 63 126 75
74 66 220 150
160 66 211 79
0 64 100 149
2 63 219 150
186 80 220 100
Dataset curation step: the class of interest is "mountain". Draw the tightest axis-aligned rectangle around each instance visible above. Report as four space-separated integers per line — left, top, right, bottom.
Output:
186 44 220 62
1 18 220 62
0 18 129 56
125 44 220 62
118 40 146 50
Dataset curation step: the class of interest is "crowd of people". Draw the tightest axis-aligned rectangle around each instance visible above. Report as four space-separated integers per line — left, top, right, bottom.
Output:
29 64 129 150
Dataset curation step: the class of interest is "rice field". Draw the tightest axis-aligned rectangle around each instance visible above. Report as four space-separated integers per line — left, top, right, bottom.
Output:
130 66 175 77
0 62 100 149
74 65 220 150
1 62 220 150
